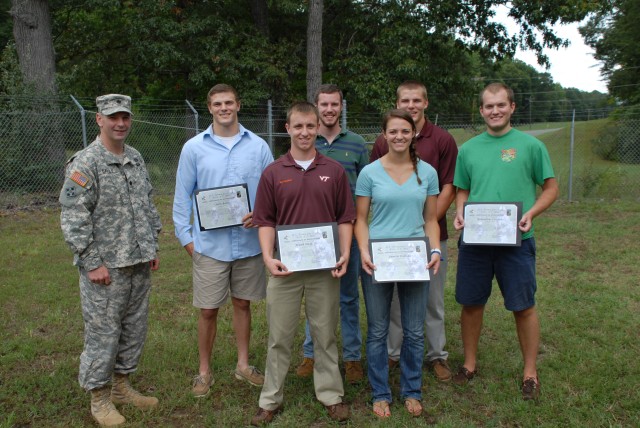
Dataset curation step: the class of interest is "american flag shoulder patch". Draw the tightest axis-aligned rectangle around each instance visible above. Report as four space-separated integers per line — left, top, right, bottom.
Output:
70 171 90 187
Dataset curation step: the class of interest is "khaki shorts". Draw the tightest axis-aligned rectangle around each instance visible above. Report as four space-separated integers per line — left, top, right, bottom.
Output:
192 252 266 309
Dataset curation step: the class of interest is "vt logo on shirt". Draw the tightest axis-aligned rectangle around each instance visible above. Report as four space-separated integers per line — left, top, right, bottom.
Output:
319 176 330 182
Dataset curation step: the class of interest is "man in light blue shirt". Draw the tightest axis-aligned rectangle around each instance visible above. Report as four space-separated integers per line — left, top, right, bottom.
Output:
173 84 274 397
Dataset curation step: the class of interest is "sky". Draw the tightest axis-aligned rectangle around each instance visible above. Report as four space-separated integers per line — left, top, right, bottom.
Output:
496 9 608 93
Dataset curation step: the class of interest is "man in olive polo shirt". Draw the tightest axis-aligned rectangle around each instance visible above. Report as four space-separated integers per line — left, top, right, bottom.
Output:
295 84 368 383
250 101 354 425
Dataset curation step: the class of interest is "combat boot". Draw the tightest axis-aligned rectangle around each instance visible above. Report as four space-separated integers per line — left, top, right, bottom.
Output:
111 373 159 410
90 385 125 427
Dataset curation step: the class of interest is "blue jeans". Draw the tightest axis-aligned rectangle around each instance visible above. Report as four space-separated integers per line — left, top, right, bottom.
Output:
303 240 362 361
361 272 429 402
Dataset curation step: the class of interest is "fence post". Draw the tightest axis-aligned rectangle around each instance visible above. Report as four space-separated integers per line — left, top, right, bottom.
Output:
267 100 274 153
185 100 199 133
70 95 87 148
568 109 576 202
342 99 347 130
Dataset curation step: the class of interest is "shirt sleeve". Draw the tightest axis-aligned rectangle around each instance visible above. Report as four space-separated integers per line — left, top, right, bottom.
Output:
355 164 373 197
260 142 275 171
59 160 102 271
357 139 369 176
533 141 555 185
453 148 470 190
253 167 277 227
334 169 356 224
173 143 197 247
144 162 162 251
369 134 387 162
438 133 458 187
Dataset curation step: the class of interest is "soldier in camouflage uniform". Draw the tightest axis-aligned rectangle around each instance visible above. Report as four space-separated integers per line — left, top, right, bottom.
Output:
60 94 162 427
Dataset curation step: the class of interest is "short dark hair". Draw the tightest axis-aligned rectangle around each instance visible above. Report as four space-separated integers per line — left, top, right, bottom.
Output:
286 101 319 124
479 82 515 106
314 84 343 104
207 84 240 104
396 80 428 102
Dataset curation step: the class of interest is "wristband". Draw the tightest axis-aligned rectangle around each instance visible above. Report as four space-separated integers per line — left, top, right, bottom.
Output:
430 248 442 257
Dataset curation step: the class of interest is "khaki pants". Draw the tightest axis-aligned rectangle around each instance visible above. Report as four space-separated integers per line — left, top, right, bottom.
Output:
259 270 344 409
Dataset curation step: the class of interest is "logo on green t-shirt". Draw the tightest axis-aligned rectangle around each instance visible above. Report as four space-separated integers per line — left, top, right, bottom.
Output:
501 148 516 162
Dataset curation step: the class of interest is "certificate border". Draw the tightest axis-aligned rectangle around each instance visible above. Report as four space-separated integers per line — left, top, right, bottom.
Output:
194 183 251 231
461 201 523 247
369 237 431 284
275 222 340 272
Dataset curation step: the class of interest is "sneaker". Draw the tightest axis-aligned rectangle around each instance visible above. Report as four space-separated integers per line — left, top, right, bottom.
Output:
295 357 314 377
388 358 399 371
522 377 541 401
235 366 265 386
250 406 283 426
344 361 364 383
192 373 214 398
325 402 350 422
452 366 476 385
430 358 452 382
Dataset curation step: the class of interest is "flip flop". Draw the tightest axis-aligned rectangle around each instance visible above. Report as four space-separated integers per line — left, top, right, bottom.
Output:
372 400 391 418
404 398 423 417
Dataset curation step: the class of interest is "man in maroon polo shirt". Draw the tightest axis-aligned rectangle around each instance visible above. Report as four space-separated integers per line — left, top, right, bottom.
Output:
370 80 458 381
250 101 354 426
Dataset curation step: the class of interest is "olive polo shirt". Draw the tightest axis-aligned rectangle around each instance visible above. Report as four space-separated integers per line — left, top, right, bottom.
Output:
253 151 356 227
370 120 458 240
315 130 369 202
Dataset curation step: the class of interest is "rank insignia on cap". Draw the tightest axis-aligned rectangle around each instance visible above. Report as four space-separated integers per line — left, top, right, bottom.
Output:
70 171 90 187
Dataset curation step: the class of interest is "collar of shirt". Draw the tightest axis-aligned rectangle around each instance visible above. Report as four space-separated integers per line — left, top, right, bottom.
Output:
282 150 328 171
203 123 249 148
316 129 348 146
417 120 434 141
96 136 133 166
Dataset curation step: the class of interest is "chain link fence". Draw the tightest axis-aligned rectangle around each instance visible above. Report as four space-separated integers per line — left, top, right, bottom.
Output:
1 96 639 210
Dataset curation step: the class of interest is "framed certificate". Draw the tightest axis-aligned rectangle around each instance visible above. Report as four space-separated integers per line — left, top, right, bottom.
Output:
194 184 251 231
275 223 339 272
369 238 431 283
461 202 522 246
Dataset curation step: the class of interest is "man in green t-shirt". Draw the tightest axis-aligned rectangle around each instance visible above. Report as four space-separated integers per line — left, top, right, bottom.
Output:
452 83 558 401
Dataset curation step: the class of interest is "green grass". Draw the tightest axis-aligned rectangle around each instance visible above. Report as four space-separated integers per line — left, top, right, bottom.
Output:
1 198 639 427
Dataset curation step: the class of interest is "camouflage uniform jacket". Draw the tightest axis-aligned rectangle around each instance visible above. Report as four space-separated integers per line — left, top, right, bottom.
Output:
59 137 161 271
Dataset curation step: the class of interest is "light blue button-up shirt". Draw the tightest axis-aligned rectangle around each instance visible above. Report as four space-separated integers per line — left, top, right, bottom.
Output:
173 124 274 261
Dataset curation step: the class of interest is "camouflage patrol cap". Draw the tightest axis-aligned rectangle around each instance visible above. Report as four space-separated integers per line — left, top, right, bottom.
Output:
96 94 132 116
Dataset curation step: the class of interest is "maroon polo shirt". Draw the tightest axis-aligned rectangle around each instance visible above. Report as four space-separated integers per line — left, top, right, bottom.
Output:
253 151 356 227
370 120 458 240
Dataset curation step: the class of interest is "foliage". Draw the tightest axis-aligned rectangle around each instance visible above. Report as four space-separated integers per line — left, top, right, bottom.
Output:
479 58 611 123
581 0 640 105
27 0 610 113
52 0 300 105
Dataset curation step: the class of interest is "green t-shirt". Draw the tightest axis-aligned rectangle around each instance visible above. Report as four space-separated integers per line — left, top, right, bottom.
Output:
453 128 555 239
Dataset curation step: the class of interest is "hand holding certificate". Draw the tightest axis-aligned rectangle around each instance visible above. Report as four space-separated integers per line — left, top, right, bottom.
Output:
369 238 431 283
275 223 340 272
195 184 251 230
461 202 522 246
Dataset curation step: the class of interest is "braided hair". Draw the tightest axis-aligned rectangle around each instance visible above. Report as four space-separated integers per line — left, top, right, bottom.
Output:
382 109 421 185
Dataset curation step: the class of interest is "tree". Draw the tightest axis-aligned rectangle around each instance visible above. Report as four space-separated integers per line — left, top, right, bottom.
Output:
249 0 269 38
306 0 323 102
581 0 640 105
9 0 56 93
